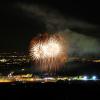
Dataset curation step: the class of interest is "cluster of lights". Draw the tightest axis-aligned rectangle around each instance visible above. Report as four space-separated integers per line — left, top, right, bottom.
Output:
82 75 97 80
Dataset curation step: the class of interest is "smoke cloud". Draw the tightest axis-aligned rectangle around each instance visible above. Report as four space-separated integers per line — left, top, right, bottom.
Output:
15 3 100 56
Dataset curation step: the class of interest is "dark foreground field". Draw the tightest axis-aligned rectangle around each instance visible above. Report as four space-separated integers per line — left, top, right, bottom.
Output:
0 81 100 99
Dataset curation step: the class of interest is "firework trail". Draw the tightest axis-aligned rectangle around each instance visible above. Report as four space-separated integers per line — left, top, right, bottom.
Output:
29 33 68 72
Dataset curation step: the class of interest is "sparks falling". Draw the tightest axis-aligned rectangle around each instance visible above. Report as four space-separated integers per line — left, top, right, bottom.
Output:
29 33 67 72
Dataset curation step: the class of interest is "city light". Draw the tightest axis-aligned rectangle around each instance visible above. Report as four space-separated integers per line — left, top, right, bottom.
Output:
83 76 88 80
92 76 97 80
0 59 7 63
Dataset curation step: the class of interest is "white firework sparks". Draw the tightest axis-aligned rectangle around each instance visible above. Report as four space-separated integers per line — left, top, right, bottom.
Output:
30 37 62 60
29 33 67 72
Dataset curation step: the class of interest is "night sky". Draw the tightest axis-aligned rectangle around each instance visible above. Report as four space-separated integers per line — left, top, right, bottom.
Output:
0 1 100 75
0 1 100 53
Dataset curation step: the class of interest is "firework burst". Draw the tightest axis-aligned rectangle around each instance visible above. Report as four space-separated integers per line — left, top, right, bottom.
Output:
29 33 68 72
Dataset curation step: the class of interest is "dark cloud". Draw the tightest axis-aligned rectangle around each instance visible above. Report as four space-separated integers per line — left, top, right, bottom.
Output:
0 2 99 55
15 3 100 34
15 3 100 55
